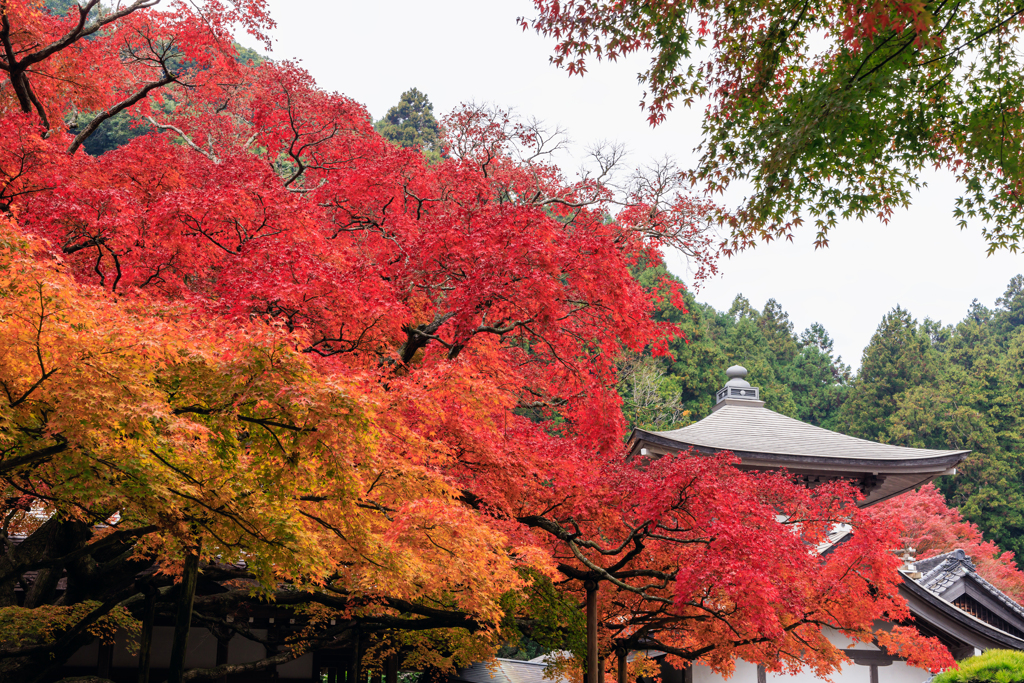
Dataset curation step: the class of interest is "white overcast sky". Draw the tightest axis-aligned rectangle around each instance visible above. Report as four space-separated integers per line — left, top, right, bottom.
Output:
249 0 1024 372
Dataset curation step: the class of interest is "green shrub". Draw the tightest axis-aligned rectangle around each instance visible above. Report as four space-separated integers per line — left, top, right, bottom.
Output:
934 649 1024 683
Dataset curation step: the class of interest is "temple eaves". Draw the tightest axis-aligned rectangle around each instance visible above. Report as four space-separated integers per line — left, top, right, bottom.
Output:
627 366 970 507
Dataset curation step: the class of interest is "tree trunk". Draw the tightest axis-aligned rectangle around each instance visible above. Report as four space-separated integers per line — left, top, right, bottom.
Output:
352 631 362 683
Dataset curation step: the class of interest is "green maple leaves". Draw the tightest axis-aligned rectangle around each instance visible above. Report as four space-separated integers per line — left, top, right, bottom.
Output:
529 0 1024 251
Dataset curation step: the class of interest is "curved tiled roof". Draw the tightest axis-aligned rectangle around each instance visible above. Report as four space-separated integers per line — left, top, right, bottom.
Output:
917 549 1024 625
638 403 969 462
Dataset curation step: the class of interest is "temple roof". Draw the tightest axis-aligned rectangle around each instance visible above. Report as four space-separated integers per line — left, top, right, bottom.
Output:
628 367 970 506
635 402 968 463
452 659 571 683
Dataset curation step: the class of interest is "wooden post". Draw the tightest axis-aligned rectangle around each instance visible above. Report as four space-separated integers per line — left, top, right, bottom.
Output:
617 648 628 683
97 641 114 679
168 544 201 683
216 634 229 683
352 632 362 683
598 656 605 683
586 580 598 683
137 585 157 683
386 654 399 683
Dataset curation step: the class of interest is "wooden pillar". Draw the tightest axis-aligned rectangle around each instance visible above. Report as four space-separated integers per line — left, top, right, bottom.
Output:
352 633 362 683
168 543 201 683
586 581 599 683
216 635 229 683
386 654 399 683
869 664 879 683
97 641 114 679
598 656 605 683
137 586 157 683
617 649 628 683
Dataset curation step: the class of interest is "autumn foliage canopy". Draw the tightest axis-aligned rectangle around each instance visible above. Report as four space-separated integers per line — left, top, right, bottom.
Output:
0 0 953 680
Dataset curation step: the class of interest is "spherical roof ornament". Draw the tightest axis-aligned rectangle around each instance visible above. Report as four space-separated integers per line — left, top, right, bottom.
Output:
724 365 752 388
715 364 760 405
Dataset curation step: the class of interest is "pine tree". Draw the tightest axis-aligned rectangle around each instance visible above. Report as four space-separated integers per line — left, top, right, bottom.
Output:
788 324 851 430
375 88 442 162
839 307 938 441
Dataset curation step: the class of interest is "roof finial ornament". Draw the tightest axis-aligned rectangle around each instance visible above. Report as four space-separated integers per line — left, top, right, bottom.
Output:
898 546 922 579
725 365 750 385
715 365 761 407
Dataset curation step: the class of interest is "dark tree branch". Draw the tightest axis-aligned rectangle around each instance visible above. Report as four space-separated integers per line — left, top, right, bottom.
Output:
69 73 177 155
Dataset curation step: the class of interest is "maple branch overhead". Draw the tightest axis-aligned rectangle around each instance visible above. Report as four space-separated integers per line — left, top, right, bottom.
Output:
67 73 178 155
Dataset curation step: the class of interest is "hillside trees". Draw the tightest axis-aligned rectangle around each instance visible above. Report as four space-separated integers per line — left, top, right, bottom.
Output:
839 307 939 442
833 289 1024 567
617 267 849 430
526 0 1024 252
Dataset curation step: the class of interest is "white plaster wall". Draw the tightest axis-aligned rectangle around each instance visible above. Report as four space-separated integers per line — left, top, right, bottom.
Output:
278 652 314 678
66 638 99 666
692 660 760 683
696 660 929 683
228 628 268 664
822 626 880 652
70 626 275 670
141 625 217 668
767 663 869 683
113 628 139 667
689 649 933 683
884 661 932 683
184 625 218 668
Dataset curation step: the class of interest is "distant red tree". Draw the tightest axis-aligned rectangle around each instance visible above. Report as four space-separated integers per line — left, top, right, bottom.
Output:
869 484 1024 602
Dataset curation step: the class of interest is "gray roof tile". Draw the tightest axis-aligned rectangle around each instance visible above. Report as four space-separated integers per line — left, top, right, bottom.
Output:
917 549 1024 624
643 404 968 462
454 659 571 683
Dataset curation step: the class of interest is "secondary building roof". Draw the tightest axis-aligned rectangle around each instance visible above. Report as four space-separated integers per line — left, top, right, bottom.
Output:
901 549 1024 656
